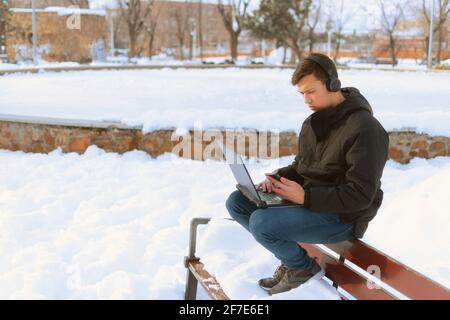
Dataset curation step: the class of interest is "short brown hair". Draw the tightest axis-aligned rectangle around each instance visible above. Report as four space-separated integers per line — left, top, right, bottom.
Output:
291 53 337 86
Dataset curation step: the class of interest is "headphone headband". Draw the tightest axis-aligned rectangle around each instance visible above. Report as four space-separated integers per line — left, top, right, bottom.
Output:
304 55 341 92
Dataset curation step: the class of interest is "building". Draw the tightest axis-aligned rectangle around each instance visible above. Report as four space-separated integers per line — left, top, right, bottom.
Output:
8 0 89 9
5 3 107 62
372 17 450 61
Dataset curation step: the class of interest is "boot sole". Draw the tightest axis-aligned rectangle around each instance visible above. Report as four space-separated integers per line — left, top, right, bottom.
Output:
259 282 274 291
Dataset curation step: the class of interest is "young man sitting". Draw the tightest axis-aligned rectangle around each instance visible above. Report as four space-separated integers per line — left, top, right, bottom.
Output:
225 53 389 295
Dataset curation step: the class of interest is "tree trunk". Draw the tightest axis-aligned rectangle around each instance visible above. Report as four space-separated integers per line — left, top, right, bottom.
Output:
308 32 314 54
334 36 342 62
437 25 442 63
179 38 185 60
230 32 238 62
148 34 155 60
289 47 296 64
293 41 302 64
198 0 203 61
129 34 137 59
189 33 193 60
389 33 397 66
282 45 287 64
424 35 429 61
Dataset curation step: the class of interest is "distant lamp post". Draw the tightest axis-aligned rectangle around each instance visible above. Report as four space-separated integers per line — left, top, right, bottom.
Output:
109 11 116 56
326 20 333 57
190 18 197 60
31 0 37 65
261 39 266 64
427 0 435 69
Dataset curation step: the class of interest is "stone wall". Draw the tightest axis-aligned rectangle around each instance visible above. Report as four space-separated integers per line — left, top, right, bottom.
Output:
0 116 449 164
388 131 449 163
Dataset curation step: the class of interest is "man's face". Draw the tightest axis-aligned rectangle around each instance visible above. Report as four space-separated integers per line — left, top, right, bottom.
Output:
296 74 332 112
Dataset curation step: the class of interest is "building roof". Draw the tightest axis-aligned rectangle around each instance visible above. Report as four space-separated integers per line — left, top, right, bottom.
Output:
10 6 106 16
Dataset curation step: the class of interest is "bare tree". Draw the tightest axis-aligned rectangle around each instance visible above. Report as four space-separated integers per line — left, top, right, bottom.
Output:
379 0 405 66
217 0 251 62
118 0 154 59
305 0 321 54
198 0 204 61
172 1 194 60
284 0 313 63
145 1 161 59
0 0 8 59
328 0 356 62
421 0 450 63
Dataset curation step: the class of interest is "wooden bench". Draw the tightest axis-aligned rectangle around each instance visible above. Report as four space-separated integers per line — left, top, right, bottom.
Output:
184 217 450 300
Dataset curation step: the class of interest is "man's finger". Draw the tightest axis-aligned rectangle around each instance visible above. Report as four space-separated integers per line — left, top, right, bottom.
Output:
267 176 282 188
268 177 289 191
280 177 293 185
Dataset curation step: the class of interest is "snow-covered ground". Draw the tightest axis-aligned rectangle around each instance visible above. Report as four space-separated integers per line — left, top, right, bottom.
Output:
0 147 448 299
0 68 449 135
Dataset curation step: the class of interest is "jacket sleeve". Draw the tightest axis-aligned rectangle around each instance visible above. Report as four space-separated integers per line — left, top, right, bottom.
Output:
275 131 305 184
303 127 389 214
275 153 303 181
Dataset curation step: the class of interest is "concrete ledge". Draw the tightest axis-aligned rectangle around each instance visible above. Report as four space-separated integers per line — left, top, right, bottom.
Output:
0 64 295 76
1 64 448 76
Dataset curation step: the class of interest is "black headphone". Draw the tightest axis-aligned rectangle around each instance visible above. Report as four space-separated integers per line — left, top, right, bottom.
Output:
304 55 341 92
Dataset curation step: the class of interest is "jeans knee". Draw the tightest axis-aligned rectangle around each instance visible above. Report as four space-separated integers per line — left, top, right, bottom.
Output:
225 190 244 219
249 209 272 237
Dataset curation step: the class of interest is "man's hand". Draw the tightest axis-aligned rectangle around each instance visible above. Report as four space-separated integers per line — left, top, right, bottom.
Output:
266 176 305 204
256 178 274 193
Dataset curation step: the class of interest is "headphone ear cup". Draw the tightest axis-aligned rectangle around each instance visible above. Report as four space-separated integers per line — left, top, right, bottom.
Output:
328 78 341 92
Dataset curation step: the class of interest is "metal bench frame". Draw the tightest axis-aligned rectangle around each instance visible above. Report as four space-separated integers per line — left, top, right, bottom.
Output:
184 217 450 300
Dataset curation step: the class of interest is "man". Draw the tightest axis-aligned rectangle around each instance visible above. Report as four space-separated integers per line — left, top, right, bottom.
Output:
225 53 389 295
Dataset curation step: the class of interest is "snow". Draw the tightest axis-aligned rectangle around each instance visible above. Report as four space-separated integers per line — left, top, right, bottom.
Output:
0 147 448 299
10 7 106 16
0 68 449 135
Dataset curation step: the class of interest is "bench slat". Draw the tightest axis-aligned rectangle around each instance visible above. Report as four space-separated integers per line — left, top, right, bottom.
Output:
301 243 397 300
325 240 450 300
187 260 230 300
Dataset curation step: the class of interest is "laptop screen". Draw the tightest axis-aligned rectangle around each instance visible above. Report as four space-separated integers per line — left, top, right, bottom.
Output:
220 143 261 200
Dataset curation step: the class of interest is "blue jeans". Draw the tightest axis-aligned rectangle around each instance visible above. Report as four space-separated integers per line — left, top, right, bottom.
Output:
225 190 355 269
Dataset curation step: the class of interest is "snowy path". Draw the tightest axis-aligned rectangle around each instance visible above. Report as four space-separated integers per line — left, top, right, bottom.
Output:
0 68 449 135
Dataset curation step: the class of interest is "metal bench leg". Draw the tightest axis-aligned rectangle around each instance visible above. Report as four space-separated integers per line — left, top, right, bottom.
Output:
184 265 199 300
184 217 211 300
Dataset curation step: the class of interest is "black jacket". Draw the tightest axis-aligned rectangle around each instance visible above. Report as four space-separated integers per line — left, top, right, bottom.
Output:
276 87 389 238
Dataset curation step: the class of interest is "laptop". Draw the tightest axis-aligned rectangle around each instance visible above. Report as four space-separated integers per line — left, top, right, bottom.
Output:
219 143 301 208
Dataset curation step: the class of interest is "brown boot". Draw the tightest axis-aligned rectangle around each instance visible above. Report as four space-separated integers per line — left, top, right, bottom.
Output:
258 264 288 290
267 259 325 295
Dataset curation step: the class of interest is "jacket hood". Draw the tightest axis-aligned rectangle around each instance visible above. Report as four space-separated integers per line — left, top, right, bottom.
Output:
309 87 373 141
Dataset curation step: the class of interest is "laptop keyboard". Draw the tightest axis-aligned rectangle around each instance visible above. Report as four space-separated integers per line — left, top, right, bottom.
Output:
258 191 282 203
